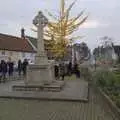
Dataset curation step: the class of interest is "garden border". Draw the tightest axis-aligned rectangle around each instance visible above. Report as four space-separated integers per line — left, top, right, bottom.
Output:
95 85 120 119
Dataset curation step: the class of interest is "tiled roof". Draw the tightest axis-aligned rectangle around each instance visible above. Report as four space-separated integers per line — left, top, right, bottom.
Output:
26 36 37 48
0 33 35 53
26 36 53 50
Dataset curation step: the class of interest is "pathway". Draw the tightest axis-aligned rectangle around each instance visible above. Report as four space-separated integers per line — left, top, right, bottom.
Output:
0 83 118 120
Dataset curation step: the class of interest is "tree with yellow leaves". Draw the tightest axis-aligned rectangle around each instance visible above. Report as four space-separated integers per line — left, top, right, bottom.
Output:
45 0 88 59
32 0 88 59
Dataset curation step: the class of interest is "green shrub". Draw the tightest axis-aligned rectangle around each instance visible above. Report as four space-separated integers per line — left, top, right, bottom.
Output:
116 99 120 108
93 69 120 109
93 69 116 88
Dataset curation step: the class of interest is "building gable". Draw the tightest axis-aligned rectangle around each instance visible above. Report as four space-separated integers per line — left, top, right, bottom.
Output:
0 33 35 53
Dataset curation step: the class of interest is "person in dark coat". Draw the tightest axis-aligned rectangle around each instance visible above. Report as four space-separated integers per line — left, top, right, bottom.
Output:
68 61 72 76
59 63 65 80
7 60 14 76
54 64 59 80
0 62 2 82
22 59 28 76
18 60 22 76
74 62 80 78
0 60 7 82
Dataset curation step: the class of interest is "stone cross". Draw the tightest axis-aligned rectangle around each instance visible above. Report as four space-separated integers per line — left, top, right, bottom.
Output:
33 11 48 64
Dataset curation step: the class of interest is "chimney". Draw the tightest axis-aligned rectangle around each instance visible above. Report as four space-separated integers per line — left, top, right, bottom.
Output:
21 28 25 38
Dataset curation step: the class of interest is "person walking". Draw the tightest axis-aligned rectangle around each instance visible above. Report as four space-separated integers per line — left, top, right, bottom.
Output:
74 62 80 78
59 62 65 80
7 60 14 77
54 64 59 80
22 59 28 76
68 61 72 76
18 60 22 76
0 60 7 82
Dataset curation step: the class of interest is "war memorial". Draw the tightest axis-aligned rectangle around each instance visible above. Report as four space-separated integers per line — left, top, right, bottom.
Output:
0 0 119 119
0 11 88 102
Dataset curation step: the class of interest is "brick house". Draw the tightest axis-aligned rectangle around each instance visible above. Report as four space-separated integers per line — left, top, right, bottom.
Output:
0 32 36 65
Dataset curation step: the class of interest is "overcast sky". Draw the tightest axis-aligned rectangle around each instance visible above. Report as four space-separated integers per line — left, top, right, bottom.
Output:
0 0 120 50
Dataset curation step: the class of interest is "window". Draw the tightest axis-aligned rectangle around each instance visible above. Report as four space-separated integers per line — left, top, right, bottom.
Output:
2 51 5 55
22 53 25 57
31 53 34 57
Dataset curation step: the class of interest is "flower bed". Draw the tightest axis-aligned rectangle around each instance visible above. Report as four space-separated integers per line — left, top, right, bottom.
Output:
93 69 120 109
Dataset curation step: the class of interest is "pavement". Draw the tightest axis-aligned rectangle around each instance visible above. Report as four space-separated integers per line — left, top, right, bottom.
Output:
0 77 118 120
0 87 118 120
0 79 88 102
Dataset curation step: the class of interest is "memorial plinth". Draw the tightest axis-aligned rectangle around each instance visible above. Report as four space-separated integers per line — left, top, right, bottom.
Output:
26 61 55 85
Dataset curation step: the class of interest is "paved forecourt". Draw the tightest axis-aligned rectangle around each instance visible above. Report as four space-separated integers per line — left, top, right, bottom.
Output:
0 86 118 120
0 79 88 102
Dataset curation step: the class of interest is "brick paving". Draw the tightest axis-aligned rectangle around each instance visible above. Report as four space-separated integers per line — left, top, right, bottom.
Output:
0 76 119 120
0 85 119 120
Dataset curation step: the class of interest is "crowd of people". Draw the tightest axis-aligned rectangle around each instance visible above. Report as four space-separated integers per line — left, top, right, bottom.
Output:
0 59 28 82
0 58 80 82
54 61 80 80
